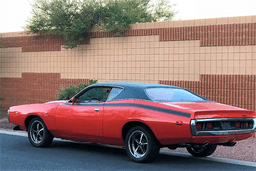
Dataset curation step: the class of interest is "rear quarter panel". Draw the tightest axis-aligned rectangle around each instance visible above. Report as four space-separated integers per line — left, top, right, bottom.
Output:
103 100 192 146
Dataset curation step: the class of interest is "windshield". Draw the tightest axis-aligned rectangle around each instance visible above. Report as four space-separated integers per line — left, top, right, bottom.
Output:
146 88 207 102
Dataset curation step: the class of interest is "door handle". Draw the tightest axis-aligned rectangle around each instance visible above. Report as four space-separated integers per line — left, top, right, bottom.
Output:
94 108 100 112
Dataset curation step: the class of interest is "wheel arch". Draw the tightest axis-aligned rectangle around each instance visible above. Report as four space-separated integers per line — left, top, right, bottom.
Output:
25 114 42 129
122 121 162 146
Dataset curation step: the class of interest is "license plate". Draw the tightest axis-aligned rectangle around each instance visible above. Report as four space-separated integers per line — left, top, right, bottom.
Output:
221 122 231 130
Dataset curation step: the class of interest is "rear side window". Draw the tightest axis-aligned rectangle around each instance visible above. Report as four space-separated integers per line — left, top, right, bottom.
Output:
107 88 123 101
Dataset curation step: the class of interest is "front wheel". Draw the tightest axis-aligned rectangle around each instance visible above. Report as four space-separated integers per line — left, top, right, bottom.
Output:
125 126 160 163
186 144 217 157
28 117 53 147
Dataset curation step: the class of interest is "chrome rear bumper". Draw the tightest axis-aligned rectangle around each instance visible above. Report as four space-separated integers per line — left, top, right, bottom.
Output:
191 118 256 136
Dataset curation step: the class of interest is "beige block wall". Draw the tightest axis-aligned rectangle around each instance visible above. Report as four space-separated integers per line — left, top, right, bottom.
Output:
1 38 256 83
1 15 256 83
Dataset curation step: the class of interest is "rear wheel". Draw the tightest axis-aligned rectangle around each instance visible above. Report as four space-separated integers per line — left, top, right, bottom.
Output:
186 144 217 157
125 126 160 163
28 117 53 147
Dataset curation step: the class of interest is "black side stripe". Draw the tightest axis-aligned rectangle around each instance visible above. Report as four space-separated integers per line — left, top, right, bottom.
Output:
62 103 191 118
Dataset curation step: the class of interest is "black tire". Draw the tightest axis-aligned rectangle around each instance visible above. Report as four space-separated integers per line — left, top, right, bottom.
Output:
28 117 53 147
125 126 160 163
186 144 217 157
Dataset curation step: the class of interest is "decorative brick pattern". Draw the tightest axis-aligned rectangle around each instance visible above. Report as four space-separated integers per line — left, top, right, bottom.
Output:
90 28 160 38
159 74 256 112
0 73 90 109
90 23 256 47
2 35 90 52
2 23 256 52
3 73 255 113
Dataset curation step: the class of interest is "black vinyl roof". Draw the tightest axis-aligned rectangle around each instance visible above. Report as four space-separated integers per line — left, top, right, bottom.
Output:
94 82 178 88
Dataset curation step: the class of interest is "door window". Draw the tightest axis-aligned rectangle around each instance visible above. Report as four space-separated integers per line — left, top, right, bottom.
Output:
77 87 111 103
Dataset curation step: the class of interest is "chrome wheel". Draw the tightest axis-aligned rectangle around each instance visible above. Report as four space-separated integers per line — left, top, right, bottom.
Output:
128 130 149 159
29 120 44 144
125 126 160 162
28 117 53 147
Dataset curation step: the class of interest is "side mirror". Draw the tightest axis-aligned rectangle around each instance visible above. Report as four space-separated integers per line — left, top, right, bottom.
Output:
71 97 75 105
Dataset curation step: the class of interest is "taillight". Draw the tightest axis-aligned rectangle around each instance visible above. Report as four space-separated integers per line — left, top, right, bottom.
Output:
206 123 213 129
235 122 240 128
196 123 202 129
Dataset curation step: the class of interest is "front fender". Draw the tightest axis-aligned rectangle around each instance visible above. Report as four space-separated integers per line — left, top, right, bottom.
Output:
9 103 59 131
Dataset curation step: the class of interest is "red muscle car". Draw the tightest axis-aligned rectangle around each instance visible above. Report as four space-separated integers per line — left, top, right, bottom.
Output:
7 82 256 162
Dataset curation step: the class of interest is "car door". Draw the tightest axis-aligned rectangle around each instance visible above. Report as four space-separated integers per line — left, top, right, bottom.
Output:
55 87 111 140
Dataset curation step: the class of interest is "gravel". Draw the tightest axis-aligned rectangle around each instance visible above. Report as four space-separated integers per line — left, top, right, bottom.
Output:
1 118 255 162
162 138 256 162
0 118 16 130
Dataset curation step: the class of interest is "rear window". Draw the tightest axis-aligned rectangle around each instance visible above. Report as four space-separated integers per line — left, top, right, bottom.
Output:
146 88 207 102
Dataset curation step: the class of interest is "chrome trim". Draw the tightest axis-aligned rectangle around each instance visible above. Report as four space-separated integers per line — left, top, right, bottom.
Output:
7 108 10 122
194 118 254 122
191 118 256 136
94 108 100 112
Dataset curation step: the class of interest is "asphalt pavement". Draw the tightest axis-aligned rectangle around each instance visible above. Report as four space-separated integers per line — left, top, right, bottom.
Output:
0 130 255 171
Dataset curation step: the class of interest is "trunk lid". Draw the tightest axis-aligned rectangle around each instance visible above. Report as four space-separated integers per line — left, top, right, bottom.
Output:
160 102 255 119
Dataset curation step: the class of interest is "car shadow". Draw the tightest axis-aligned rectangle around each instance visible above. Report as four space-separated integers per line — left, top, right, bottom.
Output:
49 140 195 165
50 139 127 156
4 134 254 170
